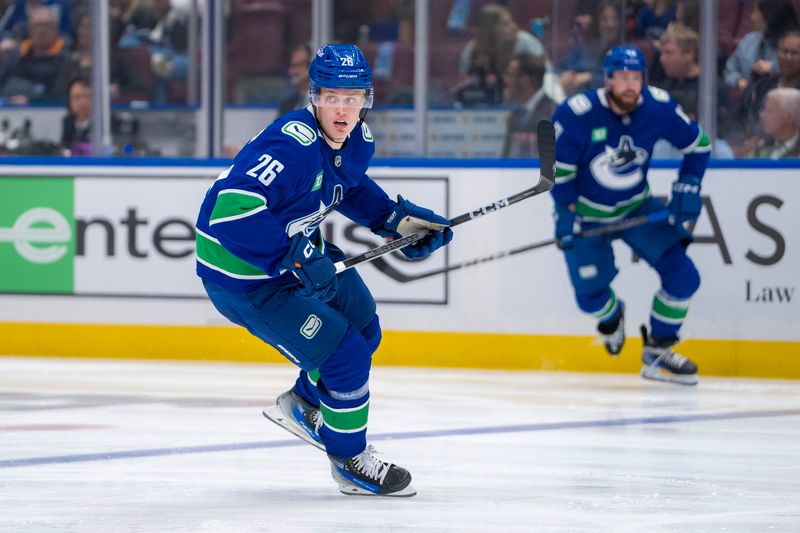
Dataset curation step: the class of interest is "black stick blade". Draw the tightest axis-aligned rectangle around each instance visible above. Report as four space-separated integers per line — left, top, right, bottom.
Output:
536 119 556 186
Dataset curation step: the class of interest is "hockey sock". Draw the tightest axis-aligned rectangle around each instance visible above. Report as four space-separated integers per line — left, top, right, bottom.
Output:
293 369 321 406
317 325 372 458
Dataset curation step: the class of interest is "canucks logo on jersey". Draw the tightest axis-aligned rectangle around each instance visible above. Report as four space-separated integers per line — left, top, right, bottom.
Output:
590 135 649 191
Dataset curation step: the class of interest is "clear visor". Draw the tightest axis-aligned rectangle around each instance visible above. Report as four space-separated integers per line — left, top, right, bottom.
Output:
310 87 374 109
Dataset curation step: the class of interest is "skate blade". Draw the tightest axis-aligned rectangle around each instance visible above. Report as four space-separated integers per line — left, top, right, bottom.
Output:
262 406 325 451
640 365 698 386
337 483 417 498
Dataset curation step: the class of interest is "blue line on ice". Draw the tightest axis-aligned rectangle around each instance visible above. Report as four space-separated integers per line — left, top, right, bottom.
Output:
3 409 799 469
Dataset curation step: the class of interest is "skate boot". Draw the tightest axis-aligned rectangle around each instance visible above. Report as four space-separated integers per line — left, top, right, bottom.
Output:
597 304 625 356
262 389 324 451
640 325 698 386
329 445 417 497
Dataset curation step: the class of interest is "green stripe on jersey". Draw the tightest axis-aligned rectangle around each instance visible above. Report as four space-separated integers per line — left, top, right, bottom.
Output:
576 187 649 221
209 190 266 224
320 400 370 433
307 369 320 386
555 164 576 183
195 230 269 278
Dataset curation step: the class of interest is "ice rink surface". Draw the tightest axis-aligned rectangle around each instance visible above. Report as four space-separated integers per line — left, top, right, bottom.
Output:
1 356 799 533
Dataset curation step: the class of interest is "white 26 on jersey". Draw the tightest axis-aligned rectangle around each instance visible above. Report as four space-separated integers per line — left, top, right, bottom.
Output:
246 154 285 187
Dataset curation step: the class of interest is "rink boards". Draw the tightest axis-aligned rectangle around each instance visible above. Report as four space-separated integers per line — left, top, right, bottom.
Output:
0 159 797 378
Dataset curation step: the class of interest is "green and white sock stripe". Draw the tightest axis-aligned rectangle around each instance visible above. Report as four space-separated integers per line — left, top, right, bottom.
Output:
651 290 690 325
682 128 712 154
555 161 577 184
195 229 271 279
576 185 649 222
306 369 320 387
209 189 267 225
592 289 619 321
320 399 370 434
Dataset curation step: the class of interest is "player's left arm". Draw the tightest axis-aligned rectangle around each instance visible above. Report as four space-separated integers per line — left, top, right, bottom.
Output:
656 89 712 224
335 123 453 259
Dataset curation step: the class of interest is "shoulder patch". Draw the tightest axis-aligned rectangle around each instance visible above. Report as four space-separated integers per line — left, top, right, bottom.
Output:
281 121 317 146
554 120 564 140
647 86 670 103
567 94 592 115
361 122 374 143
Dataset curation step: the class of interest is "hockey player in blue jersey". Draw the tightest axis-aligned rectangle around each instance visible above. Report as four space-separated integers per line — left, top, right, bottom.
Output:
551 45 710 386
195 43 453 496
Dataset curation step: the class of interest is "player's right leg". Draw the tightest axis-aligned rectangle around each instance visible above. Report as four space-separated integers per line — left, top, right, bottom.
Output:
561 233 623 355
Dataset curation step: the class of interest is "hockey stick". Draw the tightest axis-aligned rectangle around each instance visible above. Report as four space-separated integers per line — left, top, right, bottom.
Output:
333 119 557 274
386 210 671 282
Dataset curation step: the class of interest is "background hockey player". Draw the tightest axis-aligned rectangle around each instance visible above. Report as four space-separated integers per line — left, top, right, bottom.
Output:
550 45 710 385
195 43 453 496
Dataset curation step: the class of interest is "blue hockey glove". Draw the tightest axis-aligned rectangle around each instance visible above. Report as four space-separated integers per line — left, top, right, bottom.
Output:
373 195 454 259
554 203 579 250
668 175 702 224
282 233 337 302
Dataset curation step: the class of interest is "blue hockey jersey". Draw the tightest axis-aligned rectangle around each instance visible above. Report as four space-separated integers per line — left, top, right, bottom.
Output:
551 86 711 222
195 107 395 292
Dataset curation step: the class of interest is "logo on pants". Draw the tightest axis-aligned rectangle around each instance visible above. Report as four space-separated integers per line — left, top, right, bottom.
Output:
301 314 322 339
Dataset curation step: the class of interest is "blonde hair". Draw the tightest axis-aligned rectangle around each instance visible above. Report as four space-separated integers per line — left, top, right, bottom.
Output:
660 24 699 60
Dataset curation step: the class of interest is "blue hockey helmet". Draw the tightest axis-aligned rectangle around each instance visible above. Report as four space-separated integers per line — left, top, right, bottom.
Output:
602 45 647 81
309 43 374 108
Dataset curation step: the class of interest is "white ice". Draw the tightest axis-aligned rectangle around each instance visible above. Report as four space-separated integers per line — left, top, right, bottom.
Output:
1 356 799 532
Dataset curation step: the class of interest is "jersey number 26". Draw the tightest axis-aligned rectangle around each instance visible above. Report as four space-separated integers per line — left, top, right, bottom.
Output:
246 154 285 186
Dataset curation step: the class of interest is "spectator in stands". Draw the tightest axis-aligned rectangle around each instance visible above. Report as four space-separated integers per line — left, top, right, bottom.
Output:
655 24 706 119
558 0 622 96
63 10 89 79
114 0 159 33
651 25 735 159
61 11 144 103
636 0 678 40
60 76 91 156
723 0 799 92
0 0 73 43
457 4 546 105
118 0 187 103
748 87 800 158
726 30 800 146
278 43 311 116
501 53 556 158
0 4 71 103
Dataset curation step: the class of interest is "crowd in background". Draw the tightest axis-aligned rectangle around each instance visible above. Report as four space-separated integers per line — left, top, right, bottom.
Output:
1 0 800 160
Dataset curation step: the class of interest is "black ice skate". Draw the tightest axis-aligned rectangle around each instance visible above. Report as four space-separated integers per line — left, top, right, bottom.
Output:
640 325 698 386
262 389 324 451
597 303 625 356
329 445 417 497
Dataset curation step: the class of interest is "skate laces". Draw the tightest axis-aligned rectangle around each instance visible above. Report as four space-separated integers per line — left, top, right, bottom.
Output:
649 346 689 369
309 409 323 432
351 445 390 484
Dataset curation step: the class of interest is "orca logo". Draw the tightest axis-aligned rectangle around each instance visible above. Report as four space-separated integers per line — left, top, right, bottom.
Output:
0 207 71 264
589 135 648 190
286 184 344 237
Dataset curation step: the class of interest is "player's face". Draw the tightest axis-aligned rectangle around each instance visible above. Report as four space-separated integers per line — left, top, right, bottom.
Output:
315 88 365 145
606 70 643 113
